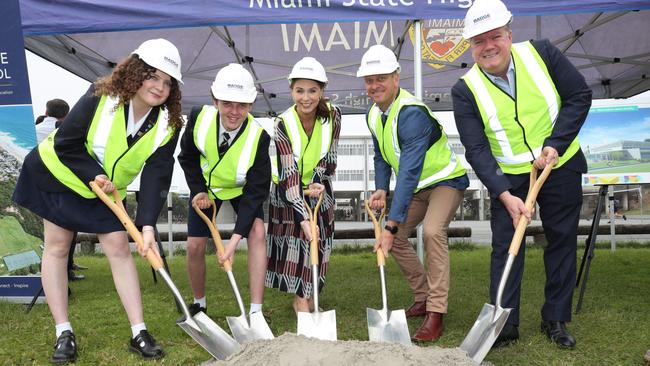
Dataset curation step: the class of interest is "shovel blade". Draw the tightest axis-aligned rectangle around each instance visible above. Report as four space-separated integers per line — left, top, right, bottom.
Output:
227 312 275 344
178 311 239 360
459 303 511 364
367 308 412 347
297 310 337 341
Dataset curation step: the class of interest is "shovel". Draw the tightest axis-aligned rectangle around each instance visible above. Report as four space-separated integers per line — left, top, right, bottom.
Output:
193 201 274 343
459 163 553 363
296 190 337 341
364 202 411 346
90 182 239 360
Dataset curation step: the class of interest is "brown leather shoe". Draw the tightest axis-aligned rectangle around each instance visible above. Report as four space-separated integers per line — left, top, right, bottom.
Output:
412 312 444 342
404 300 427 318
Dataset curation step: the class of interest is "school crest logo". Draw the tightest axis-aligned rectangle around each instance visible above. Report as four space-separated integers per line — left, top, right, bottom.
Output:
409 19 470 70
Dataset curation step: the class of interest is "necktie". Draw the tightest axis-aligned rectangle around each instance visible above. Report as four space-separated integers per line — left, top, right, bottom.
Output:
219 132 230 158
381 113 388 125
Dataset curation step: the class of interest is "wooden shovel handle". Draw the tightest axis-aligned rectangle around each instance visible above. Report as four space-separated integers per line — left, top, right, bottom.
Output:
192 201 232 272
89 181 164 270
508 164 553 256
303 192 324 266
364 201 387 266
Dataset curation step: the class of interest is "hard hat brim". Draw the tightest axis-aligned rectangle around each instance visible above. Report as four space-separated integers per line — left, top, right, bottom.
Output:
356 65 400 78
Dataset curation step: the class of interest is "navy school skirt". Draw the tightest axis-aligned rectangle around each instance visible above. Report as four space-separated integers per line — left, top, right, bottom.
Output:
13 166 126 234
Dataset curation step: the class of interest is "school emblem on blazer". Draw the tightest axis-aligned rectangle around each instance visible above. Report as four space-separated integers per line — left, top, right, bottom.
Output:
409 19 470 70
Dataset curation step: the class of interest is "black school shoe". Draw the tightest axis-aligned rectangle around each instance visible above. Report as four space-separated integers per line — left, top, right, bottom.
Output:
128 330 164 360
51 330 77 364
188 303 206 316
177 303 206 323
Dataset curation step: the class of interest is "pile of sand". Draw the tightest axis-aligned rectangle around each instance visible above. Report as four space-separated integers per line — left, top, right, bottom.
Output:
206 333 487 366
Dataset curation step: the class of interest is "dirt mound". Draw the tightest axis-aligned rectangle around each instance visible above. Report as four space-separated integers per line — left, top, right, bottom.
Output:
206 333 485 366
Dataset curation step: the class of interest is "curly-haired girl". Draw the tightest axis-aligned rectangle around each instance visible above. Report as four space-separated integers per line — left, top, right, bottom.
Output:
13 38 183 363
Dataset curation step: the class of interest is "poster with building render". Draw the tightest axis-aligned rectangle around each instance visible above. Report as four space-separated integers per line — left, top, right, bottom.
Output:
580 103 650 186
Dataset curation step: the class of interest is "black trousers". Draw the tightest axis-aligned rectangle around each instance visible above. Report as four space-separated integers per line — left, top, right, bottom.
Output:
489 167 582 326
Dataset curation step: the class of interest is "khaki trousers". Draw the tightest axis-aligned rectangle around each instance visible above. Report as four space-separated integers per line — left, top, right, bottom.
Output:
391 185 464 313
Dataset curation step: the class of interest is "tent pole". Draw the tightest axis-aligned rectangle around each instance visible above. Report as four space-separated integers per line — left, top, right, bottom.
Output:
413 19 424 263
413 20 422 100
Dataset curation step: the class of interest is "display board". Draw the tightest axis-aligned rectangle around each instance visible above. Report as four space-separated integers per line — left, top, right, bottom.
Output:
580 103 650 186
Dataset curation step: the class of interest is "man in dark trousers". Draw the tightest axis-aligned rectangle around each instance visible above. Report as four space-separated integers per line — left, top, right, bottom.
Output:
452 0 591 350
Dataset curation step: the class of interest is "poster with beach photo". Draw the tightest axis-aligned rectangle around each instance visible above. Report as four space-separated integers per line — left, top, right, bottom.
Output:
580 104 650 186
0 0 45 302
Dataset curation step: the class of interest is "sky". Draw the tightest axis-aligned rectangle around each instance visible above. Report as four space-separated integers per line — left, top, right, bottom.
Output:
25 51 90 121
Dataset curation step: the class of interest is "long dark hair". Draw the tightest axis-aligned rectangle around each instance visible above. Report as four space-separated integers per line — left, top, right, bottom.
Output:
94 55 183 130
290 79 331 122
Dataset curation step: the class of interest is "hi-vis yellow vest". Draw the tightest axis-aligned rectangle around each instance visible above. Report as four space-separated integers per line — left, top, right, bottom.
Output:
461 41 580 175
38 95 174 199
193 105 263 200
271 103 333 186
367 89 465 192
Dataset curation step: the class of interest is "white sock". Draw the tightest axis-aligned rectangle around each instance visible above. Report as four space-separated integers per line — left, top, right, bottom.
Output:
194 297 207 308
131 323 147 338
55 322 73 338
249 303 262 314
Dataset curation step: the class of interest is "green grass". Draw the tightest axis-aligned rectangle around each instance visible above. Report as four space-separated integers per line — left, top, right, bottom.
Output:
1 247 649 365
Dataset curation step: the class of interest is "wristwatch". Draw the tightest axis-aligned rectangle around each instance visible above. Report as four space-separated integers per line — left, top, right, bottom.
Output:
384 224 398 235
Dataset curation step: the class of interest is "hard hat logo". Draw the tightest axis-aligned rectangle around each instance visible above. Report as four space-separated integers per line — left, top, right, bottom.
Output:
163 56 179 68
473 14 491 24
227 83 244 90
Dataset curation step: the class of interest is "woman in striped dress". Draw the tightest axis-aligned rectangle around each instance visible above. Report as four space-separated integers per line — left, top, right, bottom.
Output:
265 57 341 312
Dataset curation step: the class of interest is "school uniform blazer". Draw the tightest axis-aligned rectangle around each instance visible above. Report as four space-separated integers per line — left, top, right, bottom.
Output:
452 39 592 197
178 105 271 237
21 85 179 226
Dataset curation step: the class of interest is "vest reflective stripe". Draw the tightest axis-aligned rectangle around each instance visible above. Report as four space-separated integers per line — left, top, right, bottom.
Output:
195 106 218 157
462 41 580 174
513 42 559 124
417 153 462 189
193 105 263 200
366 89 465 191
464 70 516 162
274 104 333 186
38 95 173 199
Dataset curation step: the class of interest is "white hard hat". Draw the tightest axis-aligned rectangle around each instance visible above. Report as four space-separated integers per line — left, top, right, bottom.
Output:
462 0 513 40
356 45 400 78
288 57 328 84
211 63 257 104
132 38 183 84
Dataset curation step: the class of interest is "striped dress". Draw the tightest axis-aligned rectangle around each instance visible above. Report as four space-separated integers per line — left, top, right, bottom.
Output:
265 105 341 299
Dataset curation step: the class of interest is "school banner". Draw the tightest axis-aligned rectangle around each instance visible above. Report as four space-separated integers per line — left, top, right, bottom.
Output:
0 0 43 303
